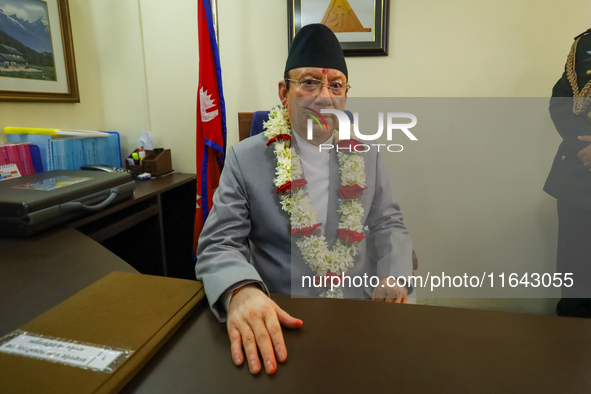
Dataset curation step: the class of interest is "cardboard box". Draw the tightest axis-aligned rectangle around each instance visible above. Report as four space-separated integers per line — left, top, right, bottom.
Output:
0 272 204 394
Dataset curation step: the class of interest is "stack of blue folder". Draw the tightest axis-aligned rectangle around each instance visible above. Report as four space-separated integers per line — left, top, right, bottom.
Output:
7 132 122 172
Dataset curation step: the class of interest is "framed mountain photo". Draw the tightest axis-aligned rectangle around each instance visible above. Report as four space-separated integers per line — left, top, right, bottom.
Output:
288 0 390 56
0 0 79 102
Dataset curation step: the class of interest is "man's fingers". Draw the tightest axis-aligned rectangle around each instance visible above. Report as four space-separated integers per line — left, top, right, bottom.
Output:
228 326 244 366
263 313 287 363
248 318 277 374
375 282 406 301
402 298 408 304
238 323 261 374
273 303 303 329
226 291 300 374
578 135 591 142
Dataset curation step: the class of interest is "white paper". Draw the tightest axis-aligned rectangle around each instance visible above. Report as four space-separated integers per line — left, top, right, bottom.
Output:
136 132 154 151
0 163 21 181
0 333 124 372
141 132 154 150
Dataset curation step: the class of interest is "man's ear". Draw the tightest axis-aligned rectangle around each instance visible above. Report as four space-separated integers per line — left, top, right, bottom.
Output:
278 80 288 108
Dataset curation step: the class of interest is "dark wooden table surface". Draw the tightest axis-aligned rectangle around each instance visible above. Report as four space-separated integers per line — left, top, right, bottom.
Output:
2 172 591 394
122 294 591 394
0 227 137 336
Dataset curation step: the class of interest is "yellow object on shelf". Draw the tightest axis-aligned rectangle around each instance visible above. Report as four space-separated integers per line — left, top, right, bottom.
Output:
4 127 110 137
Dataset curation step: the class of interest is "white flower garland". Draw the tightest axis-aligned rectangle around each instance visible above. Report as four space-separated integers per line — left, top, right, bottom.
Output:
263 106 367 298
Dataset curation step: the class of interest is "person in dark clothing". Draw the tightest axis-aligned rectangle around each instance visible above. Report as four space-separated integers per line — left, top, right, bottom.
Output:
544 29 591 317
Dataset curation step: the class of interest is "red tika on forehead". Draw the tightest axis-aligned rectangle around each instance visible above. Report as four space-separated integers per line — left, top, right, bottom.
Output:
322 69 328 74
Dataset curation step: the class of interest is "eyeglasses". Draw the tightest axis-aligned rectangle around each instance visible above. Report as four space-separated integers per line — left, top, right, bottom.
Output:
285 78 351 96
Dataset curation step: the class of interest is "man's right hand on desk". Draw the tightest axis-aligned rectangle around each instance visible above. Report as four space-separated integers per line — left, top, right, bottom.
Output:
227 284 303 375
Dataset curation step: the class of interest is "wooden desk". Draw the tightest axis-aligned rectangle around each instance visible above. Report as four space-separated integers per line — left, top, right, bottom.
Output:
0 173 196 334
122 295 591 394
3 173 591 393
72 173 196 279
0 228 137 336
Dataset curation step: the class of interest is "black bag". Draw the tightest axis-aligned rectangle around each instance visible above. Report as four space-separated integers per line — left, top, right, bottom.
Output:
0 170 136 236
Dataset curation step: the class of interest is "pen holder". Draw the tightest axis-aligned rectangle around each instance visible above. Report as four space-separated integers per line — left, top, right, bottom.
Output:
125 149 173 176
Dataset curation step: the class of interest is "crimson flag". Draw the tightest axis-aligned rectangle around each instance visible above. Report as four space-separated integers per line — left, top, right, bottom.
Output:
194 0 226 256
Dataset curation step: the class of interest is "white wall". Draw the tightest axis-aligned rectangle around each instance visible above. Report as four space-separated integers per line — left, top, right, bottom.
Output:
137 0 199 173
377 98 562 313
86 0 150 152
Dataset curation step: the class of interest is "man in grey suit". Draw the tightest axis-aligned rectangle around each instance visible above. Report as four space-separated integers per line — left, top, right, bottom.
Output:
196 24 413 375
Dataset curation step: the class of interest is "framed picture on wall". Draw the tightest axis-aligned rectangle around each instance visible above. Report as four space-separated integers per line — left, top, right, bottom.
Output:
0 0 79 102
288 0 389 56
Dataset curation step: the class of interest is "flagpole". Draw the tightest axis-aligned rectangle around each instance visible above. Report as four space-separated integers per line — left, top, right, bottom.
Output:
210 0 219 47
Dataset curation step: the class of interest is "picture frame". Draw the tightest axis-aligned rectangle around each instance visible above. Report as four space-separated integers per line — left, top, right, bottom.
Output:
0 0 79 102
288 0 389 57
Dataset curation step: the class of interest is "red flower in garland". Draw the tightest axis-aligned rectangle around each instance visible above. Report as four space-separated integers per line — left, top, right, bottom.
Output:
336 139 363 153
338 184 366 199
277 179 307 194
291 223 321 236
291 179 307 191
337 228 365 244
266 134 292 146
277 182 291 194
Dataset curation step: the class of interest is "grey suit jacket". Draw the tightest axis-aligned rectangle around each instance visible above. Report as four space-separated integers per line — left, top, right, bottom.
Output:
195 133 413 321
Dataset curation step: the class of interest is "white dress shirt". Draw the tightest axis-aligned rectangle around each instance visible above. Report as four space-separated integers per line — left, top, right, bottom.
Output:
291 130 333 235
